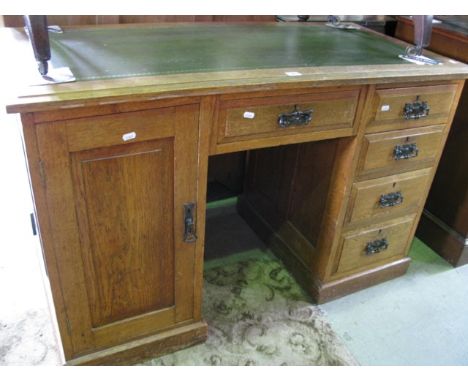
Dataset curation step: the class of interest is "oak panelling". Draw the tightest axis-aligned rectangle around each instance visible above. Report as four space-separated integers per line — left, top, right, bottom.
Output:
71 139 175 327
211 16 276 23
333 215 416 276
2 15 275 28
366 83 457 133
356 125 445 179
217 90 360 143
287 140 338 247
244 145 298 229
345 168 432 226
241 140 338 269
118 16 214 24
34 103 200 359
207 152 246 195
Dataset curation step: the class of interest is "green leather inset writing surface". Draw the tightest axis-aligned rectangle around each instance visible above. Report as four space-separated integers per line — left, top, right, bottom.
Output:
49 24 407 81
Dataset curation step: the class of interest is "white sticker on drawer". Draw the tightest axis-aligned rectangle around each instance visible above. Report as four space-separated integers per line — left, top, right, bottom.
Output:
122 131 137 141
285 71 302 76
243 111 256 119
381 104 390 112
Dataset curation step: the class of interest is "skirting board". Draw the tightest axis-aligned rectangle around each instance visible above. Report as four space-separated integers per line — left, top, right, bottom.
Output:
66 321 208 366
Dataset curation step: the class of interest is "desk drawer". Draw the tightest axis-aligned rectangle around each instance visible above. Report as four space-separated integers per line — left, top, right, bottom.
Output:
63 107 177 152
346 168 432 224
367 83 457 133
217 90 359 143
335 215 416 275
357 125 445 177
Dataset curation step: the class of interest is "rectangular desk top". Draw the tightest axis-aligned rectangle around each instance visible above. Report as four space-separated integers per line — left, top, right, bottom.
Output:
3 23 468 113
48 24 407 81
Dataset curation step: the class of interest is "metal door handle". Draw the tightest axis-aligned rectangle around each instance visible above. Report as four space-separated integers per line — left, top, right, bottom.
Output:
183 203 197 243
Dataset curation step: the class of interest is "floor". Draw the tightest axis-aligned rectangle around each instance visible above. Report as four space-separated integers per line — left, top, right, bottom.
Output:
322 238 468 366
1 108 467 365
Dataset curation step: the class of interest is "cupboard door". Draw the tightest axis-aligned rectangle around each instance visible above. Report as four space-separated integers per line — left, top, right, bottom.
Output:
35 104 200 358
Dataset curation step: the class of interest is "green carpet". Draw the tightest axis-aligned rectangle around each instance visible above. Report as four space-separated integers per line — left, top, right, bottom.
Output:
142 252 357 366
141 199 357 365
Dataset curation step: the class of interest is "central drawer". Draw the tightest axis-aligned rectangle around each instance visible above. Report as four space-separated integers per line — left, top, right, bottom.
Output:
216 89 360 145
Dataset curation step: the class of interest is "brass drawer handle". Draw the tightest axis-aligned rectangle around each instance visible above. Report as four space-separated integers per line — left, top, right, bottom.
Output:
379 191 403 208
393 143 419 160
403 96 430 120
365 238 389 255
278 105 313 128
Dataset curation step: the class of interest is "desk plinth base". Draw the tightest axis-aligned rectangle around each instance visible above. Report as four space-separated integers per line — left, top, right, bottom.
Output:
313 258 411 303
237 197 411 304
66 321 208 366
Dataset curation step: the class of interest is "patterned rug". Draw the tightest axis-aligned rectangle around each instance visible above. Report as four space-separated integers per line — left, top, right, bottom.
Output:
142 250 357 366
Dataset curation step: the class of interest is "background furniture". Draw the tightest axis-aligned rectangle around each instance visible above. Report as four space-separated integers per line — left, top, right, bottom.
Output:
396 16 468 266
4 22 467 365
1 15 276 27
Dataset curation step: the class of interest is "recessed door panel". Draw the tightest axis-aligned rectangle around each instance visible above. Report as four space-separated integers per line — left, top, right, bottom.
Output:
73 139 175 327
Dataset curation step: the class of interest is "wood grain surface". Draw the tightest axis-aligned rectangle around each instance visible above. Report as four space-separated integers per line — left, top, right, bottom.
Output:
3 23 468 114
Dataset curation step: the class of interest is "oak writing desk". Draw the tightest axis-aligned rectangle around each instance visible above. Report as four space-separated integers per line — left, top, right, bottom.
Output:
4 23 468 365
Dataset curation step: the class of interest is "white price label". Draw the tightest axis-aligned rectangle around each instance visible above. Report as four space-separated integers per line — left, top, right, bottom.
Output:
122 131 137 141
243 111 255 119
285 71 302 77
381 105 390 112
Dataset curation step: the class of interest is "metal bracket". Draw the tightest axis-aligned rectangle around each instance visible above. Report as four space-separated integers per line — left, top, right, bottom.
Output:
399 53 440 66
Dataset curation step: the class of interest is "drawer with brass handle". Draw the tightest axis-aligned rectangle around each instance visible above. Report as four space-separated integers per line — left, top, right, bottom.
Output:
216 89 360 144
403 96 430 120
367 83 457 133
357 125 445 178
334 215 416 276
346 168 432 224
